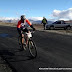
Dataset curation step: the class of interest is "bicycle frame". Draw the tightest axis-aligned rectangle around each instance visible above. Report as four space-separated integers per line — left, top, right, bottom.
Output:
18 31 37 58
22 31 34 44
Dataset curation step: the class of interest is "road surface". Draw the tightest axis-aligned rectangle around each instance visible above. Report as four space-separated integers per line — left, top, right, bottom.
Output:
0 26 72 72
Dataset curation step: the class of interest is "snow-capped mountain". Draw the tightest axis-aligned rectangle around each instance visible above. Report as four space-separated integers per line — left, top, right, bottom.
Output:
0 17 54 24
2 19 19 23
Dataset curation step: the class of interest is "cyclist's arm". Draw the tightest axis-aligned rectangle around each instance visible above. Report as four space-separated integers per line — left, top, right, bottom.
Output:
17 20 21 28
26 19 35 31
26 19 32 26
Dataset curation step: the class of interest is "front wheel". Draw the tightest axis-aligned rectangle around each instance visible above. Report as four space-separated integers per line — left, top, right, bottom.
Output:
66 26 71 30
28 40 37 58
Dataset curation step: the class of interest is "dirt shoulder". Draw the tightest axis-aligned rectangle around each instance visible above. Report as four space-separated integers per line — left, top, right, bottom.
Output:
0 22 17 27
33 24 72 36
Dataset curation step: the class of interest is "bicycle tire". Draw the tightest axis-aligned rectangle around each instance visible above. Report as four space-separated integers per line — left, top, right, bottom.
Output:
28 40 37 58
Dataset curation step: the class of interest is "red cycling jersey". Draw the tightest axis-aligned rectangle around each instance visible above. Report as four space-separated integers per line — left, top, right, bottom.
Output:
17 19 32 28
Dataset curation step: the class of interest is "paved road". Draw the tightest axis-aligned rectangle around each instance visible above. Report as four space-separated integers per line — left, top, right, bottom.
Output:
0 26 72 72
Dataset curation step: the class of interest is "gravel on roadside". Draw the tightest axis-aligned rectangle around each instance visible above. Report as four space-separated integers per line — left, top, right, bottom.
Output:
0 57 12 72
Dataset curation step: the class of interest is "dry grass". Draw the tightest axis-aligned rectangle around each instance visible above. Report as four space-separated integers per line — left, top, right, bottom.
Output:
33 24 43 30
0 22 43 29
0 22 17 27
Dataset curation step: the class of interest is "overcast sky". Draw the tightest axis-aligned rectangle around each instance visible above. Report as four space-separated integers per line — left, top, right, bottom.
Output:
0 0 72 20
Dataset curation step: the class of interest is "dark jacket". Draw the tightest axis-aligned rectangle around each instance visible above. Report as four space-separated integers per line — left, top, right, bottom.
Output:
42 18 47 24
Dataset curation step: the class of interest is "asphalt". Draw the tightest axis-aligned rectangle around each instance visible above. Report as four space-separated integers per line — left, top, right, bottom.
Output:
0 26 72 72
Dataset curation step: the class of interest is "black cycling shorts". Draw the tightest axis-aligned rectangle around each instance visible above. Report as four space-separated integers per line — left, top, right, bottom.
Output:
22 28 29 33
17 28 29 36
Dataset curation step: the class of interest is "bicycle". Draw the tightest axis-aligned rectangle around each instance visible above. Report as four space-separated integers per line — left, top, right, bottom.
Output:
18 30 37 58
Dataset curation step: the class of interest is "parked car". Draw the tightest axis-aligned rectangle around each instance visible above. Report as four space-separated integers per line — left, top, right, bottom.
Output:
46 20 71 30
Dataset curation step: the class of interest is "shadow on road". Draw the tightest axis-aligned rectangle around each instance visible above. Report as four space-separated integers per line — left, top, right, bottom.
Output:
0 50 15 56
0 49 35 72
0 49 34 62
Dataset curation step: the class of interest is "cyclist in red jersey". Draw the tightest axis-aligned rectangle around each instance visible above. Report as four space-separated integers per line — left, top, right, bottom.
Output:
17 15 35 50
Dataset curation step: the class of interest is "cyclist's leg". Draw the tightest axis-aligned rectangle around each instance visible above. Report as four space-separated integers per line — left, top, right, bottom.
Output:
23 28 29 45
17 28 24 50
17 28 23 44
17 28 21 36
22 33 25 44
43 23 46 30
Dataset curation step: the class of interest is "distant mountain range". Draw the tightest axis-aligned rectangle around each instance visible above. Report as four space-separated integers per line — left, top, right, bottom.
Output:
1 19 54 24
1 19 19 23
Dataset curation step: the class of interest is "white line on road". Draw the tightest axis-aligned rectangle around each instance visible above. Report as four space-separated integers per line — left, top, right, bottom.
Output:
39 68 72 70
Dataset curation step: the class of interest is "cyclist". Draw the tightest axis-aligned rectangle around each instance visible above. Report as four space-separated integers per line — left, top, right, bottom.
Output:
17 15 35 50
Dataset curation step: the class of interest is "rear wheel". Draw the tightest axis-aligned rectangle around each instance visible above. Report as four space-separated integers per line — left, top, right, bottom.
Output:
28 40 37 58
